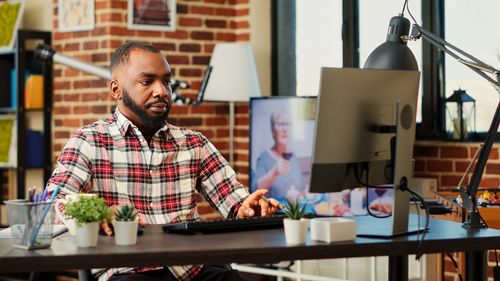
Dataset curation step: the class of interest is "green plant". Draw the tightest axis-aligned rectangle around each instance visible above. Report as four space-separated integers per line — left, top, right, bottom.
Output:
114 204 138 221
64 195 110 227
283 199 306 220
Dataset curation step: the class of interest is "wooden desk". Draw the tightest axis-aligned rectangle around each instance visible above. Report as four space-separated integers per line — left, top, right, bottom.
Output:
0 216 499 281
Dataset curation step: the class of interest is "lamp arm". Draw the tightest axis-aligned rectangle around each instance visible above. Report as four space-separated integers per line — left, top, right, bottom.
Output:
410 24 500 88
410 23 500 228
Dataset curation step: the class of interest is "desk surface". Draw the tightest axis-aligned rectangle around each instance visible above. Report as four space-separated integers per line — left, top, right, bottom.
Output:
1 216 500 273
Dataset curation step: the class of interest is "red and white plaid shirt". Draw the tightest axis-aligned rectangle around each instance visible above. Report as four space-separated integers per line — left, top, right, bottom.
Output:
46 109 249 281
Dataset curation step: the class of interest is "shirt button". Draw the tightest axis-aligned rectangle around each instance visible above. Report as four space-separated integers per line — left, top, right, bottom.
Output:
149 170 153 176
150 202 154 208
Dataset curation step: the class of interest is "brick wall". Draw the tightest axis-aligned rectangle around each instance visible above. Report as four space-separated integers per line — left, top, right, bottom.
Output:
414 140 500 190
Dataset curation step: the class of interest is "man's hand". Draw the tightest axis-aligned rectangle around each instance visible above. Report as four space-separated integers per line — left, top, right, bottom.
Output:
100 205 147 236
237 189 284 218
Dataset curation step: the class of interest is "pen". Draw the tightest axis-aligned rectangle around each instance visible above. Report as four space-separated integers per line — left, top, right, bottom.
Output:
41 188 48 202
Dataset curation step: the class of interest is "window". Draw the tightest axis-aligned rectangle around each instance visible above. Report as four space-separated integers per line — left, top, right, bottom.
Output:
444 0 499 132
296 0 343 96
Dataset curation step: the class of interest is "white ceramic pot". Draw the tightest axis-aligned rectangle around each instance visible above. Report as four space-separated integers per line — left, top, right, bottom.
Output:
113 220 138 246
75 221 99 247
283 218 308 245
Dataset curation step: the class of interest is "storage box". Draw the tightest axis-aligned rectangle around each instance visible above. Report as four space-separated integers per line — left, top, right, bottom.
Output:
310 217 356 243
5 199 55 250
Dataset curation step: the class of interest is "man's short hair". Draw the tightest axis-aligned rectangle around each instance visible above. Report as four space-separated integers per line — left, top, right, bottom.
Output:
110 41 161 75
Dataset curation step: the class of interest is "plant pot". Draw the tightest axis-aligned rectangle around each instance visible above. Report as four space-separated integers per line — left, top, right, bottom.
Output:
113 220 138 246
283 218 308 245
75 221 99 247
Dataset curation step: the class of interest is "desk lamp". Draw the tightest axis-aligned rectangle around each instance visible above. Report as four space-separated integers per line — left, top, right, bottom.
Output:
365 9 499 229
200 43 261 165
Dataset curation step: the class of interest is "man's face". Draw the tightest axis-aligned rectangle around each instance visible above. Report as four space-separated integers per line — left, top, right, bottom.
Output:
111 49 172 130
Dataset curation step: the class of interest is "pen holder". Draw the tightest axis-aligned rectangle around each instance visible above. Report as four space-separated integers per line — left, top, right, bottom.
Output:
5 199 55 250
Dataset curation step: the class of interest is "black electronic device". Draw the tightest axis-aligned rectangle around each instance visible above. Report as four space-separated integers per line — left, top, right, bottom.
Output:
162 215 286 235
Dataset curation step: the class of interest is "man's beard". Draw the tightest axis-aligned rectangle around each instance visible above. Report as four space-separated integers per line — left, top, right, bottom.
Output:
122 89 170 129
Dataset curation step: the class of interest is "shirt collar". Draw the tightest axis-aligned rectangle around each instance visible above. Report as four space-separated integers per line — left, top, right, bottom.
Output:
113 108 170 138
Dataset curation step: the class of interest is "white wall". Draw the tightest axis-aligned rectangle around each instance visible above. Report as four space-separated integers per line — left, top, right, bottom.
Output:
22 0 53 31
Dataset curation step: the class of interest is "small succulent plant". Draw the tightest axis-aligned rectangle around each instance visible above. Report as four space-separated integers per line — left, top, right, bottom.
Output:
114 204 138 221
283 199 306 220
64 195 110 227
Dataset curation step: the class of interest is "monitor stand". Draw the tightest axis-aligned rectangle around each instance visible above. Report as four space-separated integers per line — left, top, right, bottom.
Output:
356 215 428 238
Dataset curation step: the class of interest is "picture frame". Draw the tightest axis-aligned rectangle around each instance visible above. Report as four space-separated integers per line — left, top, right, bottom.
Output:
0 116 17 167
128 0 176 32
58 0 95 32
0 0 25 53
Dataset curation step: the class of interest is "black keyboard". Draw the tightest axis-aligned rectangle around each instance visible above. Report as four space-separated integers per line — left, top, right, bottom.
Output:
162 215 286 234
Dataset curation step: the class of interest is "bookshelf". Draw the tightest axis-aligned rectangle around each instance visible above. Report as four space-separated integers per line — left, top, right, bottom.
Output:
0 30 52 226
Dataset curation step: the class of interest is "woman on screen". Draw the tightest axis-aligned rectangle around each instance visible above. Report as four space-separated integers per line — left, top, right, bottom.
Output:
253 111 305 200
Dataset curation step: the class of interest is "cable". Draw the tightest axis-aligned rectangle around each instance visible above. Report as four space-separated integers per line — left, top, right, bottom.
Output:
446 253 464 281
400 0 408 16
404 185 430 260
405 0 418 24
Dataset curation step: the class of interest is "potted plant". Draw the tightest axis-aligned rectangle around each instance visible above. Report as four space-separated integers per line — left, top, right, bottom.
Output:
282 199 308 245
113 204 139 246
64 195 110 247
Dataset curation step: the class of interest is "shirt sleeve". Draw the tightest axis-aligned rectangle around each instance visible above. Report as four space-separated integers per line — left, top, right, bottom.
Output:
45 129 94 197
196 134 249 218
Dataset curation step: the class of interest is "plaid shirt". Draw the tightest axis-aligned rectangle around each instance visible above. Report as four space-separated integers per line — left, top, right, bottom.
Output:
46 109 250 281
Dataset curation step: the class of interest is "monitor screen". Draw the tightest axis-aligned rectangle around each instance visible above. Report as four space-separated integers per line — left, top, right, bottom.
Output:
249 96 392 216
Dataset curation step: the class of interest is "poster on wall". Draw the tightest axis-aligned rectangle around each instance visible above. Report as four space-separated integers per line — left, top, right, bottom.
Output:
58 0 95 32
128 0 176 32
0 116 16 167
0 0 25 53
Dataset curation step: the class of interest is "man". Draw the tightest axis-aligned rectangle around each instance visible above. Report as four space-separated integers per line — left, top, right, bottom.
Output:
46 41 282 281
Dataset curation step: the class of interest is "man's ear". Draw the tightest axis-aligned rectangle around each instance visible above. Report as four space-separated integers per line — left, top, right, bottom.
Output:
110 80 121 100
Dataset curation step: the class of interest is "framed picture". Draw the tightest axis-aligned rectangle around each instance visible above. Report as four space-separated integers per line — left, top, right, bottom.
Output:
128 0 176 32
0 0 25 53
0 116 17 167
58 0 95 32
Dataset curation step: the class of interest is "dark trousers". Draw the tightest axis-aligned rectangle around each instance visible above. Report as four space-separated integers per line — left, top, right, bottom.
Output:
107 265 251 281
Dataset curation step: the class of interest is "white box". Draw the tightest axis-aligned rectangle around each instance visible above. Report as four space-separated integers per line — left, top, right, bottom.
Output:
310 217 356 243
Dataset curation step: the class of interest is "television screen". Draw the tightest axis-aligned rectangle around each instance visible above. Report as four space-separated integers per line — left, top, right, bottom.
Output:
249 96 394 216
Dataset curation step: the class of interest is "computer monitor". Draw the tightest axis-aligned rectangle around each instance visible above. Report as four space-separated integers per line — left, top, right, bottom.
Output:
249 96 384 216
310 67 421 237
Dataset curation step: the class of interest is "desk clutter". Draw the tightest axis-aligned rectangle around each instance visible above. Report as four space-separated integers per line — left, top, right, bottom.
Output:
4 199 56 250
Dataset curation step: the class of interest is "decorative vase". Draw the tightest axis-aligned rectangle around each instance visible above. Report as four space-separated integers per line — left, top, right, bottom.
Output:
75 221 99 247
283 218 308 245
113 220 139 246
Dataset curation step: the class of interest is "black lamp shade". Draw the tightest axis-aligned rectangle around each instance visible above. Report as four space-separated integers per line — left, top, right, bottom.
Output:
364 15 418 71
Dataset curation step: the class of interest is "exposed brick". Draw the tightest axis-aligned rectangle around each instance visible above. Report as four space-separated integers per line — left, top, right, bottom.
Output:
92 105 109 114
177 117 203 127
413 145 439 157
54 131 70 139
190 104 215 114
215 105 229 114
480 177 500 188
235 8 250 17
441 146 469 158
74 80 91 89
234 128 248 137
236 33 250 41
428 160 453 172
54 81 70 90
191 31 214 40
230 20 249 29
179 68 202 77
64 43 80 52
206 0 226 4
74 106 91 114
455 161 476 173
167 55 190 65
151 42 176 52
216 32 237 41
64 68 80 77
91 53 108 62
191 6 214 15
176 3 189 14
179 17 203 27
414 159 426 172
60 119 81 127
485 163 500 174
441 175 462 187
206 117 228 126
53 107 71 115
63 94 80 102
99 13 123 23
216 128 229 138
206 19 227 28
169 106 189 115
83 41 98 50
212 141 229 150
216 8 236 17
179 43 201 52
